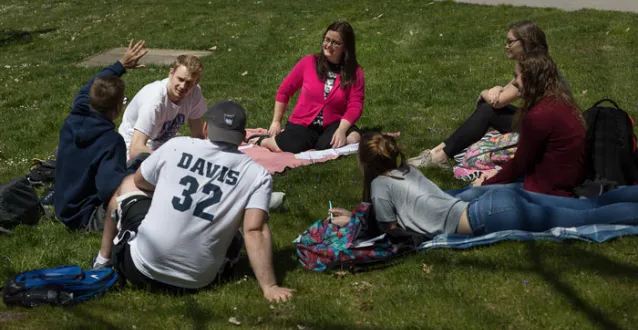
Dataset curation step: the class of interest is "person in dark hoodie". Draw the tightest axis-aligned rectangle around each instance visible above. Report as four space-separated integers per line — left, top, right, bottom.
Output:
54 40 148 231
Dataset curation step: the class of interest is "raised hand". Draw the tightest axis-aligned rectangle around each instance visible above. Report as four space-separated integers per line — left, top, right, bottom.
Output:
119 39 148 69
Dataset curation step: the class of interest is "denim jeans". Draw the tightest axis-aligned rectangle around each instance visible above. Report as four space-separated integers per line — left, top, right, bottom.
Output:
446 182 523 201
468 186 638 235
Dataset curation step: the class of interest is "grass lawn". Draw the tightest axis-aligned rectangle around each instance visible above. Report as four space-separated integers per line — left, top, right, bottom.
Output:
2 0 638 329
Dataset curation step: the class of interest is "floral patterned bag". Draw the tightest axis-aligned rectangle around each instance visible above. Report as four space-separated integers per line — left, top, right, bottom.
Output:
453 131 519 181
294 203 402 272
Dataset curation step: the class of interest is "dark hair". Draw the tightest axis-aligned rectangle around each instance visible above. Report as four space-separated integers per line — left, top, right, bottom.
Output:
316 21 359 88
89 76 126 116
509 20 549 58
358 132 405 202
512 51 585 131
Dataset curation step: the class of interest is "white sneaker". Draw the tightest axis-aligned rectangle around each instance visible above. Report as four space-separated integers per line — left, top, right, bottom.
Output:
269 192 286 210
407 149 431 167
91 253 112 269
407 149 450 169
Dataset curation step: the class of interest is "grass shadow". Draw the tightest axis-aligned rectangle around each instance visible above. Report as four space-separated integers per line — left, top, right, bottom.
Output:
228 244 301 285
65 301 122 329
183 295 216 330
525 242 625 330
0 28 56 47
421 241 637 329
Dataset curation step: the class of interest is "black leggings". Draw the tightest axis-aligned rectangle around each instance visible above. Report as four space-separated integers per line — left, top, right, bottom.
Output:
443 100 517 158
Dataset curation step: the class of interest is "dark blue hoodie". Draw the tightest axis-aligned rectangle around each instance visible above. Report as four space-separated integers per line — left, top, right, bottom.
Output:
54 62 128 229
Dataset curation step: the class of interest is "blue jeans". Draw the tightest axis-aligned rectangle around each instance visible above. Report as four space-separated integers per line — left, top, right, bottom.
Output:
467 186 638 235
447 182 523 201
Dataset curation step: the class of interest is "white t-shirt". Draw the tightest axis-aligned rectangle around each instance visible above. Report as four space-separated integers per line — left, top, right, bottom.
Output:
118 78 207 158
129 137 272 289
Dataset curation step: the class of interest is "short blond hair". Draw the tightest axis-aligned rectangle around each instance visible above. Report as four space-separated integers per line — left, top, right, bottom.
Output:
172 54 203 76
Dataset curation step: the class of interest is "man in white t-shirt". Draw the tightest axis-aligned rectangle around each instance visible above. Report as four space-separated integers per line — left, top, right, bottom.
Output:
118 54 207 160
93 100 294 302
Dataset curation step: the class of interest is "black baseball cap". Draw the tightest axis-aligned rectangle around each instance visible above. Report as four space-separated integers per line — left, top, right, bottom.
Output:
205 100 247 146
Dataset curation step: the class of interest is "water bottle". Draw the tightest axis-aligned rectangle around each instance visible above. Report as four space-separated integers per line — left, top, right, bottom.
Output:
22 288 73 307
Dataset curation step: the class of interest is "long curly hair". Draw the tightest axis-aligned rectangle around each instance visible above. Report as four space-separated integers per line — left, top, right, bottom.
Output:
358 132 405 202
512 52 585 131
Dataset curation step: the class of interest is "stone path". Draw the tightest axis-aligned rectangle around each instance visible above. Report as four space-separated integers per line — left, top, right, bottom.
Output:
76 48 213 67
453 0 638 13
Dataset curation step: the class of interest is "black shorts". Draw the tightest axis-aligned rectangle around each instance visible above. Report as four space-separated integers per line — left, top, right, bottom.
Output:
112 194 243 294
275 121 360 153
110 194 173 292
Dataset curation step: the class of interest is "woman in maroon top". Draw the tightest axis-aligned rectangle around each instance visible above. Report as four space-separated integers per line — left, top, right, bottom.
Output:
472 52 587 197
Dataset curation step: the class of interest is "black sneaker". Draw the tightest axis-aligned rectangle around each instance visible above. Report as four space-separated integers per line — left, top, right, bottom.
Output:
40 188 55 206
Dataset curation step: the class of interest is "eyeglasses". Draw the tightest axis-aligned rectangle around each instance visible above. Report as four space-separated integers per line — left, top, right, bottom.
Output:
506 38 520 46
323 37 343 47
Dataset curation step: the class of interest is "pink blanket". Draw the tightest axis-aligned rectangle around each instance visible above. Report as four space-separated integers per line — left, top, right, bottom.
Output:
240 128 399 174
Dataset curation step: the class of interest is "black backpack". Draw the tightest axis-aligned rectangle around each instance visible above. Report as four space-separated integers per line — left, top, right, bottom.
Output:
576 99 638 197
26 159 56 186
0 177 42 232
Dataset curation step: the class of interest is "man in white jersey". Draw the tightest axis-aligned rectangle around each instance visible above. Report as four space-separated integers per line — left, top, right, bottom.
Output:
118 54 207 160
93 100 294 302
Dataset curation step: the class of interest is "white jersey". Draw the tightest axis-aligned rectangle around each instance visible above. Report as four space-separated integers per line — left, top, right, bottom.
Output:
118 78 207 158
129 137 272 289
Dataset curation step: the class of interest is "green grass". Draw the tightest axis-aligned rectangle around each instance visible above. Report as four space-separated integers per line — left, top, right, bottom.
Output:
2 0 638 329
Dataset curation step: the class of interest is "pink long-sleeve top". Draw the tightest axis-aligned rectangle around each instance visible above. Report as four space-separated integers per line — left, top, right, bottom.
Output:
275 55 365 128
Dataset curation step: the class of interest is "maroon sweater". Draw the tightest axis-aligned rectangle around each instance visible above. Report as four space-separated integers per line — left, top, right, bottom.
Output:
483 97 587 197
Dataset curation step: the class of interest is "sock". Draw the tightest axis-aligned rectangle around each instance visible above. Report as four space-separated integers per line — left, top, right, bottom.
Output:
94 252 110 266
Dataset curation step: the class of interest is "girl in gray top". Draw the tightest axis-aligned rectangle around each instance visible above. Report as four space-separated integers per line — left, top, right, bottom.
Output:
329 132 638 237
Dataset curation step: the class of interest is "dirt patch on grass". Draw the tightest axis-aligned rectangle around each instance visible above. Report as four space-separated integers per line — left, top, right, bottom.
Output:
0 311 27 323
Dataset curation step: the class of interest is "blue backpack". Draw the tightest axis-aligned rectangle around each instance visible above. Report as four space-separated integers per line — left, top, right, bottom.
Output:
2 265 118 307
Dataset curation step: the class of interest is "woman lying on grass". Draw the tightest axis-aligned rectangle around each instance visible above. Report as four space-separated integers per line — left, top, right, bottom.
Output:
250 21 364 153
408 20 549 169
329 132 638 237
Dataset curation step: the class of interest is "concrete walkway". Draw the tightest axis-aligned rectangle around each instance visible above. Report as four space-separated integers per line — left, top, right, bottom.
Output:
76 48 213 67
453 0 638 13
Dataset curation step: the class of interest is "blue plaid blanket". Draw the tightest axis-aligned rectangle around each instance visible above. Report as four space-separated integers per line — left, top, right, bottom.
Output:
418 224 638 251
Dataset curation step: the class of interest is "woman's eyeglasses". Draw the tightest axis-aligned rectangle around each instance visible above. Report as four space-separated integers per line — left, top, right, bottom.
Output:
506 38 520 46
323 37 343 47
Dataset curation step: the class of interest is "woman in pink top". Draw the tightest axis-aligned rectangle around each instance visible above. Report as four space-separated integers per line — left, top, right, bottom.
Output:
252 21 365 153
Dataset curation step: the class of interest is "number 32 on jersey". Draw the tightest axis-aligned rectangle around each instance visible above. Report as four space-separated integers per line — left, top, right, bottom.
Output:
172 175 222 221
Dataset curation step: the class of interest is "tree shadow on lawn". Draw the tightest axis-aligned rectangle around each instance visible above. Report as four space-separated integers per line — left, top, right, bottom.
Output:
524 242 629 330
64 296 218 329
230 202 315 283
229 244 300 286
424 242 637 330
0 28 56 47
